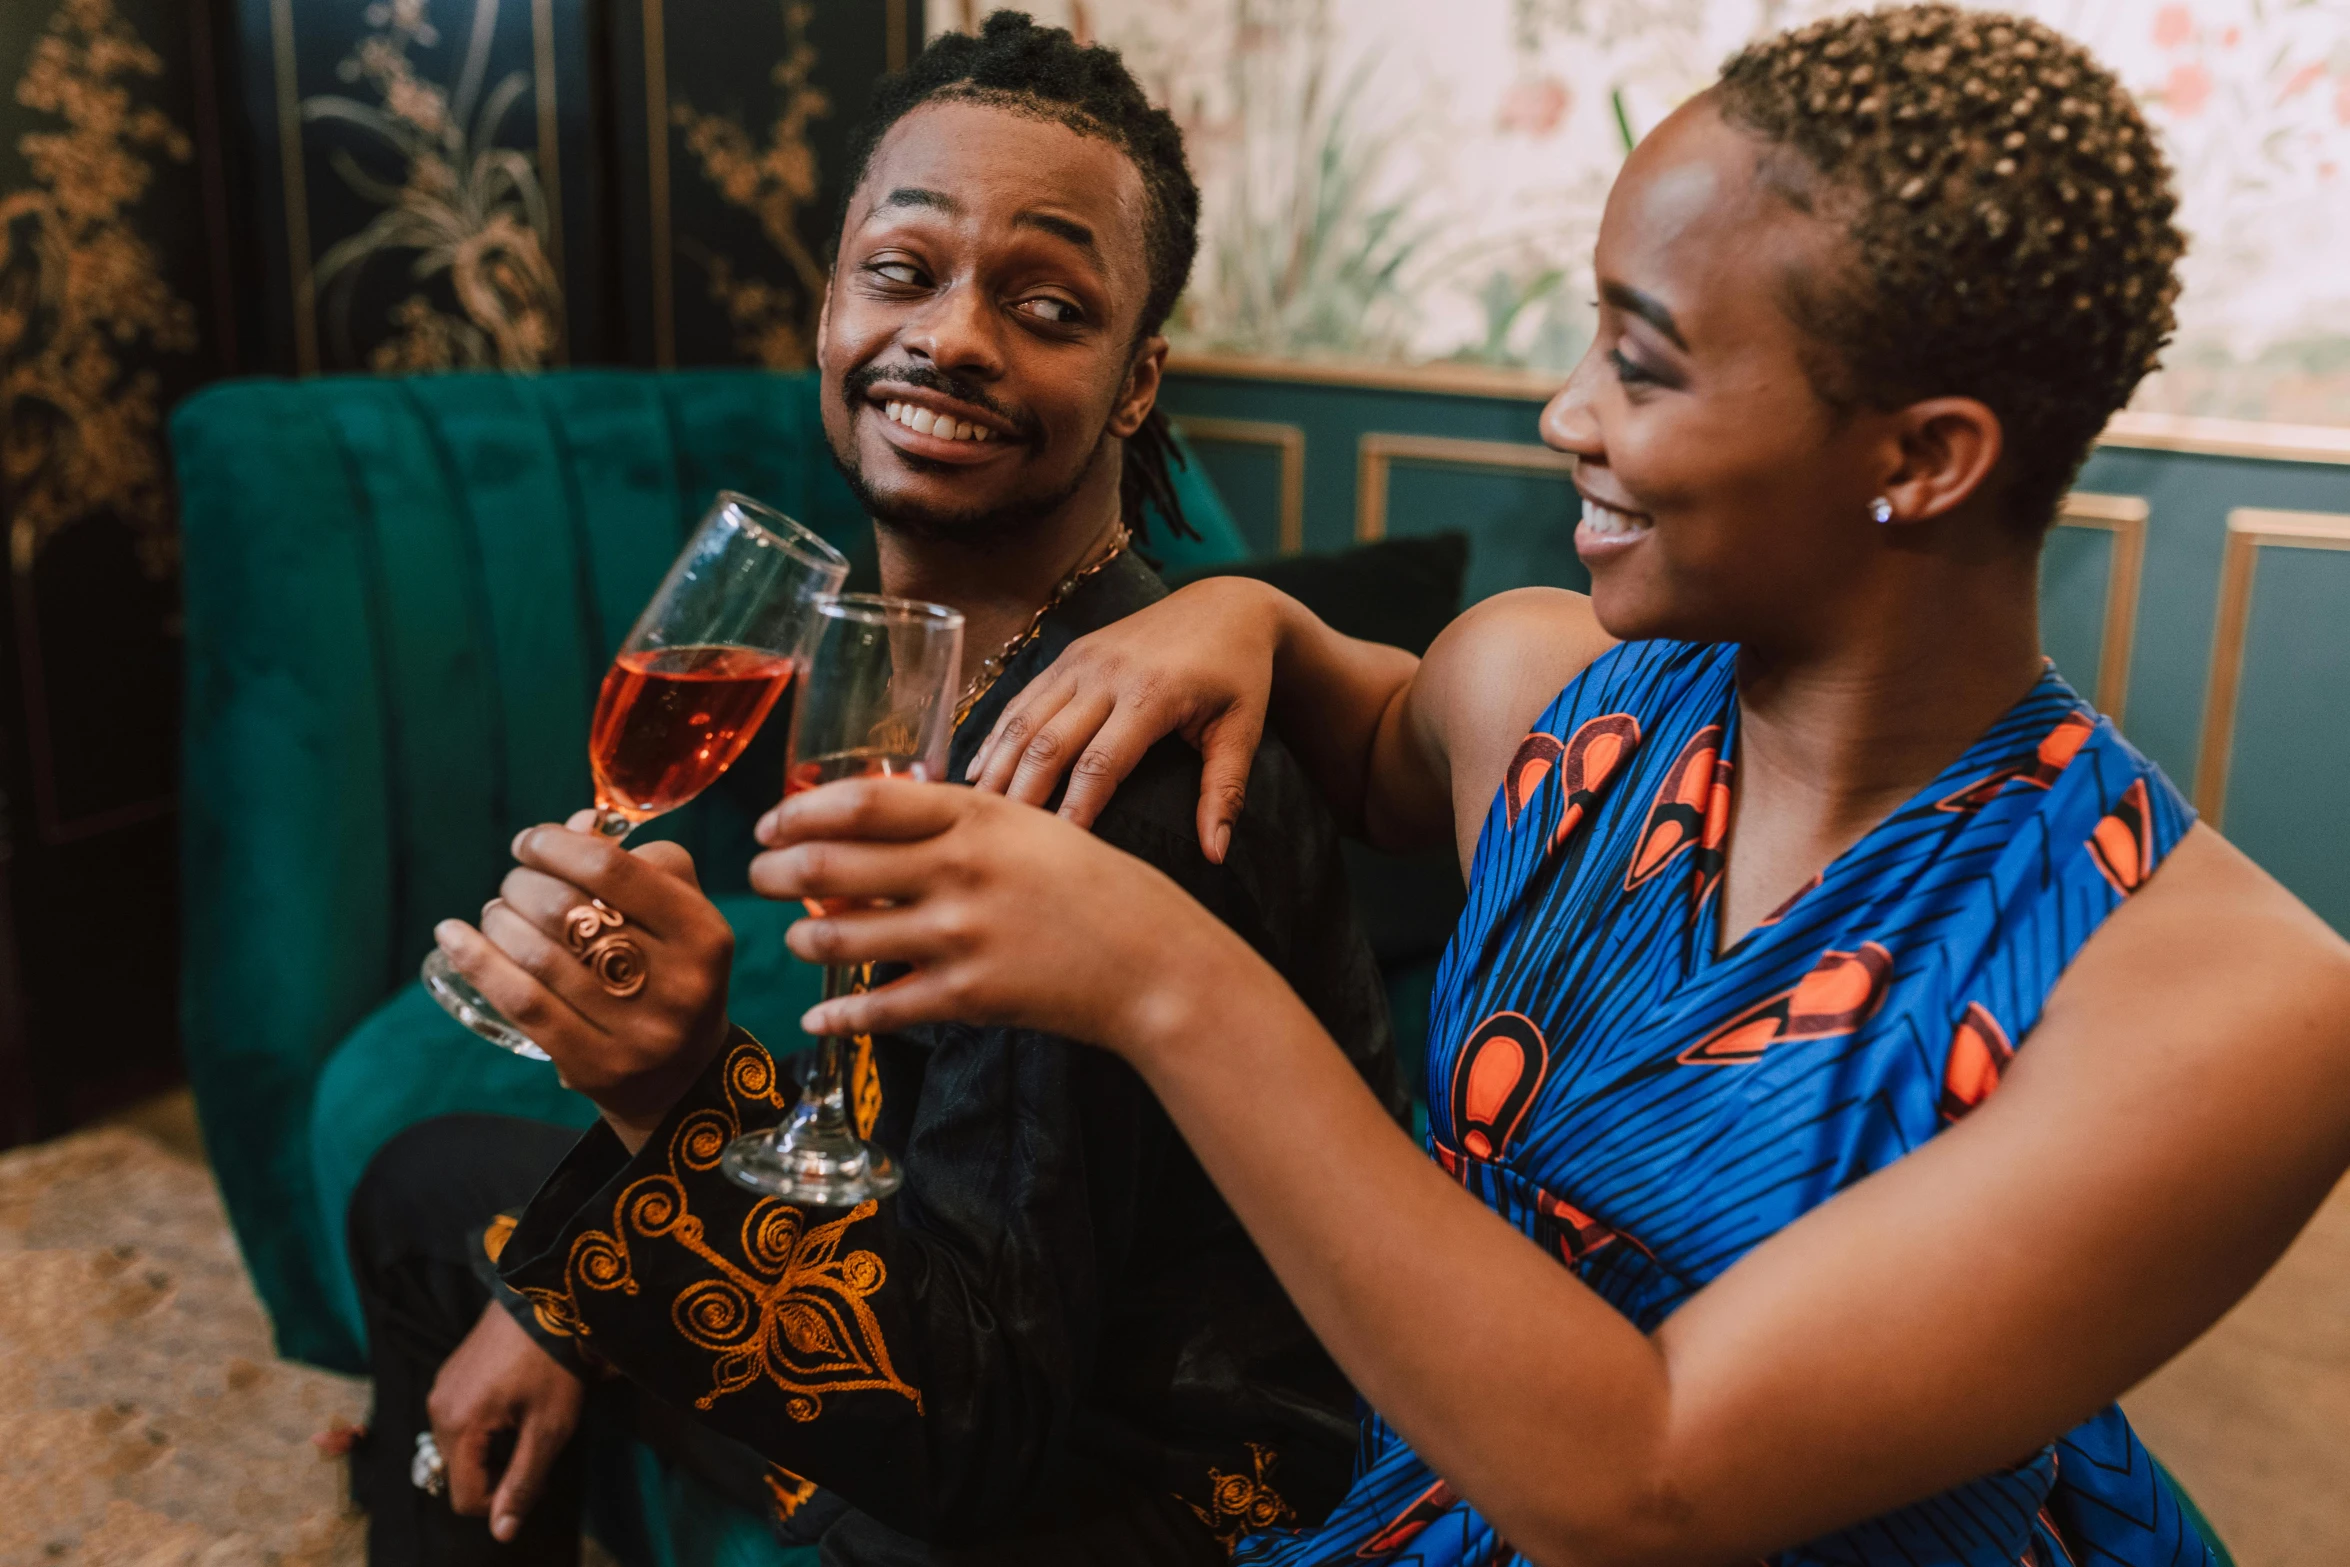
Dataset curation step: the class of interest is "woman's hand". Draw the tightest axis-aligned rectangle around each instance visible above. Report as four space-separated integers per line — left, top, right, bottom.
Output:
432 811 735 1152
965 576 1290 862
750 779 1264 1056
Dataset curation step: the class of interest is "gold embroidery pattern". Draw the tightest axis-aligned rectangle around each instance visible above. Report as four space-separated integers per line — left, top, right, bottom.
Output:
520 1033 922 1421
481 1211 519 1263
1185 1442 1297 1551
763 1463 818 1524
1 0 197 579
671 1 828 366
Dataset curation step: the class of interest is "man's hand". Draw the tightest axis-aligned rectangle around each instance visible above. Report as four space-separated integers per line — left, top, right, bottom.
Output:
431 812 735 1152
427 1304 585 1544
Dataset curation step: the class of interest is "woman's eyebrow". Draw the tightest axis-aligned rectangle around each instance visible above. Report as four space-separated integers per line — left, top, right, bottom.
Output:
1600 280 1688 350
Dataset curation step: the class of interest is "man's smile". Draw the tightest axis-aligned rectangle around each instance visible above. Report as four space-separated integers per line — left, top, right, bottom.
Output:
862 383 1027 468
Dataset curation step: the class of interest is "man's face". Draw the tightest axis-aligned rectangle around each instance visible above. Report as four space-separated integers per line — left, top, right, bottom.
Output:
820 98 1159 540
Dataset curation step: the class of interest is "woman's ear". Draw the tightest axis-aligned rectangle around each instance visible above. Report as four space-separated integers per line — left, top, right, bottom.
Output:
1108 335 1171 439
1879 397 2004 525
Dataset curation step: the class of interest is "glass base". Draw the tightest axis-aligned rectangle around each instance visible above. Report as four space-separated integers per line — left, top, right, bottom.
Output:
421 948 550 1061
720 1120 903 1205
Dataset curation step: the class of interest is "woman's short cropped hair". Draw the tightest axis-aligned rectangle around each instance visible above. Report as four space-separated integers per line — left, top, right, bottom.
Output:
1716 4 2186 532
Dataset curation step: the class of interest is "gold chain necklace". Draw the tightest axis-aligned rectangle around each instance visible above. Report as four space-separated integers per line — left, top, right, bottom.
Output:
951 523 1131 729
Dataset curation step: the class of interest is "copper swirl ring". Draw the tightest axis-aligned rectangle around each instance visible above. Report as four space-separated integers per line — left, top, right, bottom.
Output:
565 898 648 998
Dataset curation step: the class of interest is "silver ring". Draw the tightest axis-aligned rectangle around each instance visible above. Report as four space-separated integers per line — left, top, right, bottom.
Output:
412 1430 448 1496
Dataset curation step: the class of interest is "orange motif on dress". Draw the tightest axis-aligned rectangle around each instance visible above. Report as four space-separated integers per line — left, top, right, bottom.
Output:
1939 1003 2016 1124
1624 725 1733 904
1533 1187 1655 1269
1678 943 1895 1065
1503 714 1640 853
1445 1012 1549 1164
2087 777 2154 895
1936 710 2095 813
1356 1477 1457 1556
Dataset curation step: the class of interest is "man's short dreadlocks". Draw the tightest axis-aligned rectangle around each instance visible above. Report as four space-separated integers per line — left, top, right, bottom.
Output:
1715 4 2186 533
837 12 1202 540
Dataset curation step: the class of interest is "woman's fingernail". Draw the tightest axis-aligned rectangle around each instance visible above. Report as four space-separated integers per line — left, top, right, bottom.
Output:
1212 824 1232 864
511 827 531 857
493 1515 516 1542
435 920 463 950
964 752 982 780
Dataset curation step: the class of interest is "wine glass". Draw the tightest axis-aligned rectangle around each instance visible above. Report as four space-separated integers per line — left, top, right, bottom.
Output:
422 492 851 1059
721 593 965 1205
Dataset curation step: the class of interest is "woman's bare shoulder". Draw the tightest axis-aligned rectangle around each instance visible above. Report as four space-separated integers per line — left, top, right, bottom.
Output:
1421 588 1617 735
1417 589 1619 859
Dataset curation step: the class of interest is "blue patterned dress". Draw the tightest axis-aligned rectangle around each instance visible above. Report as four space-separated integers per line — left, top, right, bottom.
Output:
1236 640 2215 1567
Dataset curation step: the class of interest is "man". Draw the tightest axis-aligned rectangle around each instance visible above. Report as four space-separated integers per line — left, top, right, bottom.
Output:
349 15 1400 1565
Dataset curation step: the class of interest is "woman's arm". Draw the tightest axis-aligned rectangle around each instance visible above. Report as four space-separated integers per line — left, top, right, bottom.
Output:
970 577 1612 865
757 786 2350 1567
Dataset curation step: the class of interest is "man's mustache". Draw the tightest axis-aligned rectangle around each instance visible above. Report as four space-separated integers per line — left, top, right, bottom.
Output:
842 363 1038 443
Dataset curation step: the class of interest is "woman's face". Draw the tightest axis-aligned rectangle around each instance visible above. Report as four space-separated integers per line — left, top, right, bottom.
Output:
1545 94 1897 648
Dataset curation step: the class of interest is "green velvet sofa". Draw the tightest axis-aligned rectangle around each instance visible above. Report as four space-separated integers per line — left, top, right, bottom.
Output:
170 368 1252 1564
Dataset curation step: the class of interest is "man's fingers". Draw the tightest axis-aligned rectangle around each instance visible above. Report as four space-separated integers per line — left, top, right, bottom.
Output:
489 1406 574 1543
435 919 607 1052
630 838 701 890
970 679 1079 793
509 824 697 930
443 1421 498 1517
1053 708 1162 831
758 777 968 850
1194 707 1266 864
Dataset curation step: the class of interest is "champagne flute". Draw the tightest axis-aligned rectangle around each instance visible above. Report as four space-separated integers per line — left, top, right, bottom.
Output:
422 493 851 1059
721 593 964 1204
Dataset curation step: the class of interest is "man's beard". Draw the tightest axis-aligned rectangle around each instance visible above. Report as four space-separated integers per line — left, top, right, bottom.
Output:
831 361 1108 545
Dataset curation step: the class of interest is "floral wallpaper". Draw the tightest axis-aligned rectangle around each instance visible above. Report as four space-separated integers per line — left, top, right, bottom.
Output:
948 0 2350 425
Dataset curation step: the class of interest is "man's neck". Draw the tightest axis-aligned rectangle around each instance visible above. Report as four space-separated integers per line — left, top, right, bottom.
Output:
873 476 1127 691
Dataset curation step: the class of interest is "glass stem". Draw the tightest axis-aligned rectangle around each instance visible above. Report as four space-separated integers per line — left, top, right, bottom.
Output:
804 964 857 1134
590 806 636 840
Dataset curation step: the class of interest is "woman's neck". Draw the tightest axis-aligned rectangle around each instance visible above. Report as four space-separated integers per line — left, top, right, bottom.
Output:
1717 547 2046 947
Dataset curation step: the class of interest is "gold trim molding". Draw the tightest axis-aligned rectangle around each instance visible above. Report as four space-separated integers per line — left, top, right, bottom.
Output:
2053 492 2148 723
1169 353 2350 467
268 0 317 374
642 0 674 366
1355 433 1576 542
1174 417 1307 553
532 0 565 361
2194 508 2350 825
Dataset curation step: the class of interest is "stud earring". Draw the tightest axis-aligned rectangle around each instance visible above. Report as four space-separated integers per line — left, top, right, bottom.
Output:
1869 496 1895 526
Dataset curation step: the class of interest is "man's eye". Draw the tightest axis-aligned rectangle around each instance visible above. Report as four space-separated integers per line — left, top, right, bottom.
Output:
869 261 925 286
1016 296 1082 325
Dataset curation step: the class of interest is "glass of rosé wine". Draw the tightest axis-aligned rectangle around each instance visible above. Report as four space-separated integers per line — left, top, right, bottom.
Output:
421 492 851 1059
721 592 963 1205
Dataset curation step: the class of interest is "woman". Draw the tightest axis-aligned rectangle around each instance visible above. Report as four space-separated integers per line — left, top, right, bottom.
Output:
751 8 2350 1564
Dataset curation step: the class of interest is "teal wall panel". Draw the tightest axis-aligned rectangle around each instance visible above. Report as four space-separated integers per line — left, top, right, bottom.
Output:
2040 524 2116 709
1184 439 1289 558
1163 365 2350 933
2072 448 2350 796
2210 531 2350 932
1382 463 1589 605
